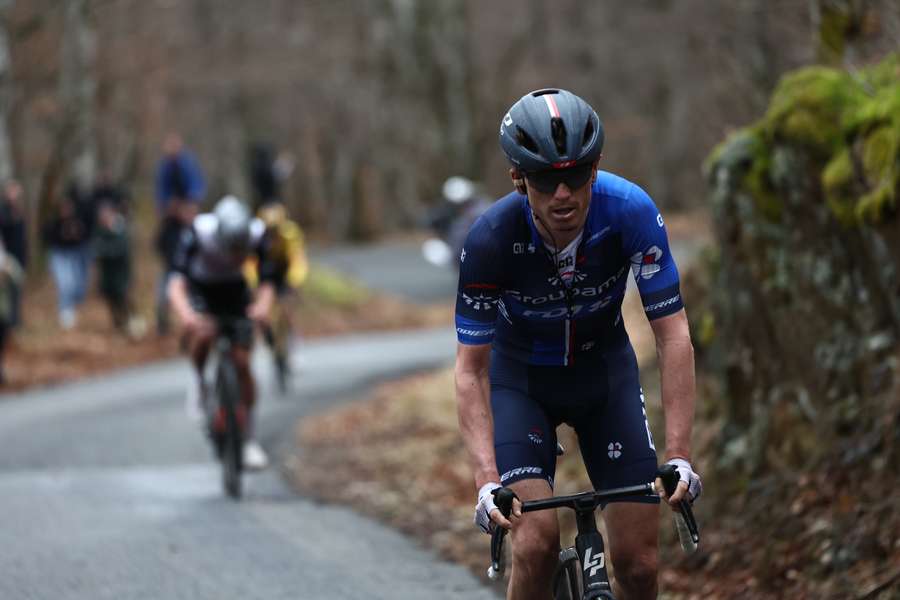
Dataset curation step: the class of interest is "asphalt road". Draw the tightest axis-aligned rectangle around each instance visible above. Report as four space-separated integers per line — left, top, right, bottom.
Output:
309 238 459 304
0 327 498 600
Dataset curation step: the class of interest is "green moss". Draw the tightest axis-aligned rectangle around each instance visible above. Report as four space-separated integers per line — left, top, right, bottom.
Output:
859 52 900 90
743 152 781 221
856 182 896 223
857 125 899 223
707 54 900 228
704 128 759 179
822 149 857 225
697 311 716 348
862 125 897 178
705 128 783 221
817 1 855 64
845 83 900 135
763 66 866 159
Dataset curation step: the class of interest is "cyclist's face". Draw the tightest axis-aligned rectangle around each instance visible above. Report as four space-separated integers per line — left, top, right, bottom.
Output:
519 162 598 244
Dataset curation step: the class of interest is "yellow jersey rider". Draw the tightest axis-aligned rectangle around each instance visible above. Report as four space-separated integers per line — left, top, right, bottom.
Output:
243 201 308 293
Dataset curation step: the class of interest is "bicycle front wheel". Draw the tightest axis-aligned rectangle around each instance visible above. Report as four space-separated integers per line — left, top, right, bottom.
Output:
553 548 583 600
217 356 243 499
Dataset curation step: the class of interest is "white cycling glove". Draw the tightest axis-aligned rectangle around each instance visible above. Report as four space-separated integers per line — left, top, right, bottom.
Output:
665 458 702 502
474 482 502 534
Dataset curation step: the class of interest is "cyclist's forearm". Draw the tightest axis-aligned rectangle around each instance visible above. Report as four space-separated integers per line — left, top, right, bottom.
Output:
455 366 499 488
255 282 276 308
656 334 696 460
167 275 195 322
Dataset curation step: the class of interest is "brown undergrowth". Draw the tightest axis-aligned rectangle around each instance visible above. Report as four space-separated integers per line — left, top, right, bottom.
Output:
2 258 450 394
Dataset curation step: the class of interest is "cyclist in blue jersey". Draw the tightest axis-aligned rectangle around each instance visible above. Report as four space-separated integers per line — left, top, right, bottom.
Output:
456 88 702 600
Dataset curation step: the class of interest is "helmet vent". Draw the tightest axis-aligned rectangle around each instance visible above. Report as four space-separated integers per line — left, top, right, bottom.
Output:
581 118 595 151
515 126 540 154
551 117 567 156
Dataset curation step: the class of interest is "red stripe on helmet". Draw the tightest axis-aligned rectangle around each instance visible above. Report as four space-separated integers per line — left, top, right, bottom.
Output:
544 94 561 118
552 160 576 169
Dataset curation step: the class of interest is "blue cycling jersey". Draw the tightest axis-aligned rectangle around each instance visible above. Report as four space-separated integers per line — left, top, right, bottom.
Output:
455 171 683 366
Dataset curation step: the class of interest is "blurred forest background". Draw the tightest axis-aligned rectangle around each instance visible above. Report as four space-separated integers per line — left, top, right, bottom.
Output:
1 1 900 596
3 0 897 243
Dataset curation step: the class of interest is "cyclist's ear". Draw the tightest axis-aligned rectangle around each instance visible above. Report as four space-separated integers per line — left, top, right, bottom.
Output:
590 157 602 185
509 168 526 195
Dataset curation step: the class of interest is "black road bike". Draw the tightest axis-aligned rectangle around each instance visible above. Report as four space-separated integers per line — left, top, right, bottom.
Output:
205 318 253 500
487 465 699 600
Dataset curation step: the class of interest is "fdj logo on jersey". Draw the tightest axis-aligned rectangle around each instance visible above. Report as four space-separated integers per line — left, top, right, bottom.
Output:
630 246 663 280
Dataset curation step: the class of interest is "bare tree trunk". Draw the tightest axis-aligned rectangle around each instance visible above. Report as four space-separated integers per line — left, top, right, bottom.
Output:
0 0 15 182
59 0 97 195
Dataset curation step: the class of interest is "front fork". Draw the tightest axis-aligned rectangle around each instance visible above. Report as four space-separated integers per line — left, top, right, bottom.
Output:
573 508 615 600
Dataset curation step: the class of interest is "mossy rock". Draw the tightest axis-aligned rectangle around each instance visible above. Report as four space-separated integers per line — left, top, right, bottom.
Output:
762 66 866 159
707 53 900 226
822 148 857 224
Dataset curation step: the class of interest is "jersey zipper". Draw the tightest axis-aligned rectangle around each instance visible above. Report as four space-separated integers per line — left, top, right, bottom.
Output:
541 242 579 366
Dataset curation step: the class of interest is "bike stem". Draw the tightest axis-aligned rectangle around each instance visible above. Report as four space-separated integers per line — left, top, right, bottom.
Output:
572 501 614 599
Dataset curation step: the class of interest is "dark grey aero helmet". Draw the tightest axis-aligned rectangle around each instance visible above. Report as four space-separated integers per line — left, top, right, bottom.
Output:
499 88 604 172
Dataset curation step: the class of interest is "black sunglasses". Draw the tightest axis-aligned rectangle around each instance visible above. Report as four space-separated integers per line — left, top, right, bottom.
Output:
524 163 595 194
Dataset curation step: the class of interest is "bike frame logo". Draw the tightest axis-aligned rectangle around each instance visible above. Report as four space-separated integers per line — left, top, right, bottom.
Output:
583 546 605 577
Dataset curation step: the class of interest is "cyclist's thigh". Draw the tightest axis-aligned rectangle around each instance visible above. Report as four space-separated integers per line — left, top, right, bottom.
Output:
603 502 659 574
574 345 659 502
490 352 558 488
507 478 559 558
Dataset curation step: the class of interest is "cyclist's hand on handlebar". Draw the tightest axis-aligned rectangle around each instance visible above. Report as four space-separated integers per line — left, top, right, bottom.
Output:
657 458 702 506
474 483 522 533
184 310 216 338
247 301 271 326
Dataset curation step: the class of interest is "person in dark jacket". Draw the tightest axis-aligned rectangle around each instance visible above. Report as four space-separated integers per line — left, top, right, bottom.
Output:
91 169 130 216
0 180 28 327
154 133 206 334
94 202 132 332
0 241 22 384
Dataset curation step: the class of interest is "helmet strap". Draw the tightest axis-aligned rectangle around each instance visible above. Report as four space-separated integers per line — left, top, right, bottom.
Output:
509 168 527 195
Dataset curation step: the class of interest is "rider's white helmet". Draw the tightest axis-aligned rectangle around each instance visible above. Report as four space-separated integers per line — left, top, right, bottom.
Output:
214 195 252 254
442 176 476 205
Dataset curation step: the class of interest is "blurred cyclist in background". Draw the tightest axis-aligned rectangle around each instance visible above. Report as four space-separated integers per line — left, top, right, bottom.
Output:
244 201 308 386
422 176 491 269
168 195 276 470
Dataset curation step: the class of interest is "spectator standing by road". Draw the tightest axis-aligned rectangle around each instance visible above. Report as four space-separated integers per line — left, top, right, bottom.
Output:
91 169 130 216
154 132 206 334
43 191 91 329
94 201 133 335
248 143 294 210
0 241 22 384
0 180 28 327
